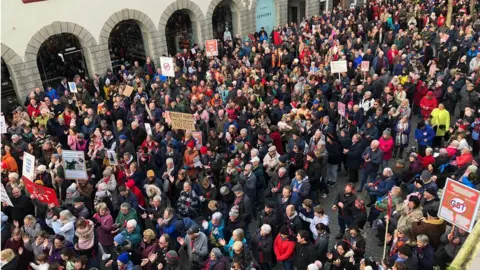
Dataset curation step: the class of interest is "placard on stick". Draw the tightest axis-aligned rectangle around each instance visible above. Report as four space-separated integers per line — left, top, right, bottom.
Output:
62 150 88 180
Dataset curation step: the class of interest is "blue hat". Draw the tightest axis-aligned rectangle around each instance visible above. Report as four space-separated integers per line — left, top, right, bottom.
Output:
114 233 126 245
117 252 129 264
313 100 320 105
119 134 127 140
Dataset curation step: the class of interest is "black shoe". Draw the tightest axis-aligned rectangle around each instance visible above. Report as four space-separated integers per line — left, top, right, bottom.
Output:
399 153 403 159
335 233 344 239
366 203 373 207
392 153 396 159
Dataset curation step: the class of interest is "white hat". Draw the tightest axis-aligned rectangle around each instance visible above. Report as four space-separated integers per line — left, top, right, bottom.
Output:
250 156 260 163
37 165 47 173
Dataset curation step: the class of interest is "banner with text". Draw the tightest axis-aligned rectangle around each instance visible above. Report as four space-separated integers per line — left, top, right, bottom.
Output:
22 152 36 181
165 111 195 131
24 179 60 206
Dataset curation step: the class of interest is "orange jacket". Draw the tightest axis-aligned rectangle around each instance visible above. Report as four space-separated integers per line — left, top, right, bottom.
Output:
1 153 18 173
183 150 199 178
456 152 473 168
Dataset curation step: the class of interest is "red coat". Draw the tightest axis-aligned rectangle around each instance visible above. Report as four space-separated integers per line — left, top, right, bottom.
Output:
273 31 282 46
437 15 445 27
456 152 473 168
379 137 394 160
27 104 41 118
387 49 398 65
130 185 145 207
419 94 438 119
270 132 285 155
413 81 429 106
273 234 295 261
418 155 435 169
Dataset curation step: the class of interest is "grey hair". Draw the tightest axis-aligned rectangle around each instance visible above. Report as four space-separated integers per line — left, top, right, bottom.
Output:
279 167 287 174
245 164 253 170
426 148 433 154
251 149 259 156
383 168 394 177
261 224 272 234
153 195 162 202
166 158 174 165
212 212 222 221
417 234 429 245
120 202 131 210
59 210 76 222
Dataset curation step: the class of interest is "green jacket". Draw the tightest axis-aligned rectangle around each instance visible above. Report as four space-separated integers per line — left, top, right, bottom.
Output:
121 225 142 248
115 208 138 228
376 194 403 219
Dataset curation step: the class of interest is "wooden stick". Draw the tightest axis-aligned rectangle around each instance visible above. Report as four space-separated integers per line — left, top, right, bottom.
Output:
382 216 390 261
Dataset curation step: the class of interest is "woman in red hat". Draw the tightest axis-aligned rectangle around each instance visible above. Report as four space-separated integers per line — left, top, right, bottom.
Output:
183 140 199 179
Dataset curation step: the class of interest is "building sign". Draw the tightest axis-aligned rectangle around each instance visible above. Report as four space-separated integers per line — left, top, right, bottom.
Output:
256 0 276 34
438 178 480 232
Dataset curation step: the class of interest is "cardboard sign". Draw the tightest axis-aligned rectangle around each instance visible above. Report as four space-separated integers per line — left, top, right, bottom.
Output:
62 150 88 180
165 111 195 131
438 178 480 232
361 61 370 72
106 150 118 166
205 39 219 57
0 115 7 134
22 152 36 182
330 60 348 73
24 179 60 206
68 82 77 93
123 85 134 97
1 183 13 207
145 123 153 136
337 102 346 117
160 57 175 77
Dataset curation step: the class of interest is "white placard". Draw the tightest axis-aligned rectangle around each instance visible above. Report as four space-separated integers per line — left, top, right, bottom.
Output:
160 57 175 77
68 82 77 93
106 151 118 166
22 152 36 181
330 60 348 73
0 116 7 134
145 123 152 136
62 150 88 179
1 183 13 207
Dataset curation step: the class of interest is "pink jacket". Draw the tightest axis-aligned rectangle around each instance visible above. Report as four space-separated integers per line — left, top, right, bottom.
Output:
67 135 78 150
379 137 394 160
75 220 94 250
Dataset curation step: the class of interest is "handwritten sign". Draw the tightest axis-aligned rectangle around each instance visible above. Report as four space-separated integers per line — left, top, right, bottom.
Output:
330 60 348 73
165 111 195 131
0 116 7 134
338 102 346 117
361 61 370 72
123 85 134 97
1 183 13 207
24 179 60 206
145 123 153 136
438 178 480 232
22 152 36 182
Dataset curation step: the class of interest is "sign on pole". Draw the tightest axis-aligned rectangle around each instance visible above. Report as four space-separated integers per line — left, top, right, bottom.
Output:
24 179 60 206
165 111 195 131
144 123 153 136
106 151 118 166
205 39 218 57
160 57 175 77
1 183 13 207
62 150 88 180
0 116 7 134
22 152 36 182
361 61 370 72
337 102 346 117
68 82 77 93
330 60 348 73
438 178 480 232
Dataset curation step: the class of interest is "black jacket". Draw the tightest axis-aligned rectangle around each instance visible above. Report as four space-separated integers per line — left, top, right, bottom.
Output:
346 140 366 169
251 230 273 263
334 192 357 218
306 158 323 185
294 242 317 270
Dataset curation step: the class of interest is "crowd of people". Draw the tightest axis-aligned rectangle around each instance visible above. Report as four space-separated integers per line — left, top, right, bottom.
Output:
1 0 480 269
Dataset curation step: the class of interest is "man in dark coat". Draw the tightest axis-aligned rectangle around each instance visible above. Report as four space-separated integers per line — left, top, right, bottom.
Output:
345 134 366 183
293 230 316 270
130 121 147 150
4 188 35 226
332 183 358 239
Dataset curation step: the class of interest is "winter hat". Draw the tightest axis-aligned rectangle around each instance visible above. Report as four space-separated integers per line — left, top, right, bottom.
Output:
166 250 180 263
37 165 47 173
424 187 437 197
8 173 19 180
126 180 136 189
147 170 155 177
220 186 230 195
119 134 127 140
200 146 208 155
383 128 391 136
421 170 432 181
186 140 196 149
409 195 421 208
117 252 129 264
212 248 222 258
307 264 319 270
232 184 243 193
114 233 126 245
67 183 77 193
229 206 240 217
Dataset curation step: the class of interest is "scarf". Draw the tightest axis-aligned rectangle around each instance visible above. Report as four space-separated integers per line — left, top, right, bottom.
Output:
395 121 409 146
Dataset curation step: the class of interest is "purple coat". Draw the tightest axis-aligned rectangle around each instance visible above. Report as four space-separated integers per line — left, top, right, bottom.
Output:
94 211 114 246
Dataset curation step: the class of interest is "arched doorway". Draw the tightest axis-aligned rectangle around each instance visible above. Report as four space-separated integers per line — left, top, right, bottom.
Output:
166 10 194 56
288 0 306 24
37 33 89 88
108 20 147 72
212 0 238 41
1 58 16 99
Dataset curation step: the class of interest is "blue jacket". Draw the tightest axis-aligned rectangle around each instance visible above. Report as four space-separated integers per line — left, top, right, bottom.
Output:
353 55 363 69
224 120 239 133
367 176 396 197
291 177 311 207
414 125 435 146
46 89 59 101
205 219 225 246
460 176 475 188
415 244 435 270
153 73 167 82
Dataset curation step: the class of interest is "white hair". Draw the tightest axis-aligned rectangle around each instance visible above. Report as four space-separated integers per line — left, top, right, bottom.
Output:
251 149 259 156
166 158 174 165
261 224 272 234
212 212 222 221
127 219 137 228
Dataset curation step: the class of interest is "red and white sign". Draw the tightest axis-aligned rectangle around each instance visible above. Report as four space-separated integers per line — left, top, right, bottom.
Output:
337 102 346 117
24 179 60 206
361 61 370 72
160 57 175 77
205 40 218 57
438 178 480 232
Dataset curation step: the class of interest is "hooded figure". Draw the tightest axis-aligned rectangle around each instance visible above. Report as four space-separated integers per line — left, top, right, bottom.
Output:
419 91 438 120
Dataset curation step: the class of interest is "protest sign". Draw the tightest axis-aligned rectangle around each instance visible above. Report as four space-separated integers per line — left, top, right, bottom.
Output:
192 131 203 150
0 116 7 134
106 151 118 166
166 111 195 131
123 85 134 97
205 39 219 57
337 102 346 117
22 152 36 181
1 183 13 207
145 123 153 136
361 61 370 72
62 150 88 180
438 178 480 232
330 60 348 73
24 179 60 206
160 57 175 77
68 82 77 93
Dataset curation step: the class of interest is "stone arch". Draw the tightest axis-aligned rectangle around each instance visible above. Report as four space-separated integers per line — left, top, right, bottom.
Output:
24 21 97 90
1 43 25 101
206 0 247 38
99 9 160 65
158 0 207 56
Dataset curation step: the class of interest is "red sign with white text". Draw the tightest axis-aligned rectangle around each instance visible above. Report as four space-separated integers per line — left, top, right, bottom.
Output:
438 178 480 232
24 179 60 206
